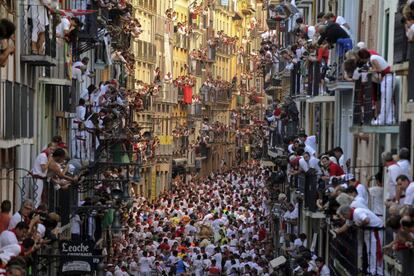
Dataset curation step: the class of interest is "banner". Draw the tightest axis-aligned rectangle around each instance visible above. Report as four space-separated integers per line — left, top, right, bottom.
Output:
59 240 102 274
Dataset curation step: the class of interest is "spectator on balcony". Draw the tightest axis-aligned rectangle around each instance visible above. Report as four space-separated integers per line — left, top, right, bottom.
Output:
397 147 411 179
336 205 384 276
317 21 350 47
72 57 91 84
369 172 384 217
332 147 346 172
29 0 50 55
0 222 29 248
294 233 307 248
46 148 78 190
315 257 330 276
396 175 414 205
56 17 81 43
283 202 298 234
72 99 87 159
298 151 322 176
324 12 351 36
382 151 402 202
8 200 34 230
345 174 369 207
358 49 395 125
31 143 56 207
298 131 317 155
344 186 369 209
0 18 15 67
0 200 11 234
320 155 344 178
111 50 127 81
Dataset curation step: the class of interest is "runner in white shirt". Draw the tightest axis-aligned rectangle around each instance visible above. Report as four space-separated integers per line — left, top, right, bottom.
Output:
337 205 383 276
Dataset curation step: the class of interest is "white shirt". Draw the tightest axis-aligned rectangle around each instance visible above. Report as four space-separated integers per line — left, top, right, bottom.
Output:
369 186 384 216
76 105 86 122
370 55 389 71
304 135 317 152
32 152 48 177
355 183 369 206
404 182 414 205
139 256 154 272
352 208 383 228
0 230 18 248
319 264 330 276
8 212 23 230
397 159 411 179
338 155 345 170
56 17 71 38
386 164 402 199
299 156 322 175
350 196 368 209
294 238 307 248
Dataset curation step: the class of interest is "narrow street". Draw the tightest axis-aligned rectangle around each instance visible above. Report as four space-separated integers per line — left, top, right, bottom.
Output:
109 161 273 275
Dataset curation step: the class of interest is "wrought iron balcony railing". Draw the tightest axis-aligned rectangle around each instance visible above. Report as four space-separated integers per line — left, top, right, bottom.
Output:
20 4 59 66
352 73 398 127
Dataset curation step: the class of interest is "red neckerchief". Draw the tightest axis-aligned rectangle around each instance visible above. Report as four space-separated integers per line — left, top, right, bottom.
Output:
350 208 355 220
385 161 397 167
41 149 50 158
373 229 383 264
354 181 360 188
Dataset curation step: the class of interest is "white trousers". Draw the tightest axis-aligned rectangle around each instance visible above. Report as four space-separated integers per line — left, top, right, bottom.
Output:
377 74 395 125
364 230 383 276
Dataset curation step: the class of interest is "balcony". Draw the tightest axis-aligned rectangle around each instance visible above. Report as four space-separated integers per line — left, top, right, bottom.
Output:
394 2 409 64
20 5 57 66
328 226 388 276
0 81 34 140
135 40 157 64
188 103 203 118
136 0 157 13
350 73 399 133
174 33 190 50
216 44 234 57
325 45 355 91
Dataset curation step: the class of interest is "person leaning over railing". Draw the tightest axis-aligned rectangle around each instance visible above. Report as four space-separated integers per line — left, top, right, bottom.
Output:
0 18 15 67
335 205 384 276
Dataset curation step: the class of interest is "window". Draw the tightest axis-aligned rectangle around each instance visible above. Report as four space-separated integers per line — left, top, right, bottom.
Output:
384 10 390 60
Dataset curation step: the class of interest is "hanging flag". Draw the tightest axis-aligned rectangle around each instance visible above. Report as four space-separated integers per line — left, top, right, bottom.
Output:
221 0 229 6
183 86 193 104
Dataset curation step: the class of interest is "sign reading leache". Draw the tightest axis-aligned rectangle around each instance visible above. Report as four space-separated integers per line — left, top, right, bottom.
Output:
59 240 102 274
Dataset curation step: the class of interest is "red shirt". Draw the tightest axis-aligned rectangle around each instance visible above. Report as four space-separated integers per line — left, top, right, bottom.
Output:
328 162 344 176
317 47 329 63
